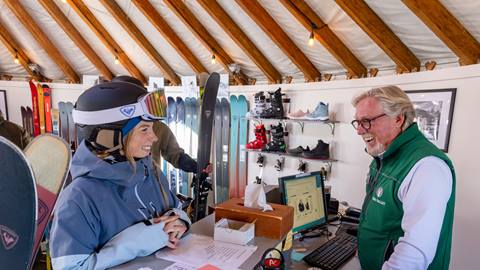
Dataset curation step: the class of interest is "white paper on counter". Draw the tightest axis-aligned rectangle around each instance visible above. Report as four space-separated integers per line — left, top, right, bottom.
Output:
155 234 257 269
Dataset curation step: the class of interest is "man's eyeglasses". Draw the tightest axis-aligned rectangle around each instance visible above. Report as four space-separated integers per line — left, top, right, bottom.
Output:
351 113 387 130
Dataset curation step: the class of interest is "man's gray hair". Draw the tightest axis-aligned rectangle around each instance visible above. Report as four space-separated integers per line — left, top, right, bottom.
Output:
352 85 416 131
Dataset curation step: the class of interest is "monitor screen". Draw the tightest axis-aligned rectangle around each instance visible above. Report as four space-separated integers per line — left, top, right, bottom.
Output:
279 171 327 234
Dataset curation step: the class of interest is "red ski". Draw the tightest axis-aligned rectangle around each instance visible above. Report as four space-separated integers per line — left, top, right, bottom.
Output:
42 84 53 133
28 81 40 136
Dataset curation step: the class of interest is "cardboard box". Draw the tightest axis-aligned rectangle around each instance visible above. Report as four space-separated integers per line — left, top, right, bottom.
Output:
215 198 293 240
214 218 255 245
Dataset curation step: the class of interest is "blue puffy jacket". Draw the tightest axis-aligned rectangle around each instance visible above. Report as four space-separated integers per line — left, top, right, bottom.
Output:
50 141 191 270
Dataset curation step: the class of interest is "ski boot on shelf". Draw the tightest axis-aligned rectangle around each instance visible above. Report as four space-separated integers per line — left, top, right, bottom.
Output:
259 88 284 119
246 91 267 117
262 123 286 152
247 124 268 150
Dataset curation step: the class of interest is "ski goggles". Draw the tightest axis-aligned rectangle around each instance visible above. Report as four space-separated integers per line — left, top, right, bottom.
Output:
72 90 167 125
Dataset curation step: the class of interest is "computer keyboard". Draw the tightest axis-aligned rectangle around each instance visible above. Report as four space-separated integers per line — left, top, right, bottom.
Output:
303 232 358 270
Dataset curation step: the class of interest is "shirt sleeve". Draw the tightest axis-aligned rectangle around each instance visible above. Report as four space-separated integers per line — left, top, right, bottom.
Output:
382 156 452 270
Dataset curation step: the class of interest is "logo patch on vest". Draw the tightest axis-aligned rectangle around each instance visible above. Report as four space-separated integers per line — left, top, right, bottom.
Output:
376 187 383 198
120 105 136 117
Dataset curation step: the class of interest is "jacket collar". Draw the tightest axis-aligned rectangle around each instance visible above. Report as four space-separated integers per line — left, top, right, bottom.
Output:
381 123 422 160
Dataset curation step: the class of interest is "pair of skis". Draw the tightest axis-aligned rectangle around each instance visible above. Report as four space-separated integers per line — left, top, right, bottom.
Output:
0 135 70 269
58 102 76 150
229 95 249 199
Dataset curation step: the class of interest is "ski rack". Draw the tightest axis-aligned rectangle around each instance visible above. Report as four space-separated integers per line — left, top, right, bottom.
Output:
244 116 338 134
246 149 335 173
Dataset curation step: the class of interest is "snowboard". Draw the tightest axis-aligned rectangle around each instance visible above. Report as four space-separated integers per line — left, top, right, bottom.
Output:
167 97 177 193
237 95 249 198
24 134 71 268
36 84 46 135
220 98 230 203
0 137 37 269
192 72 220 222
229 95 240 198
42 84 53 133
28 81 40 136
176 97 186 195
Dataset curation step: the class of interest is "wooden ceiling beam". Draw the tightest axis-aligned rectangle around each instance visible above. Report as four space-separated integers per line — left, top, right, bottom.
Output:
0 19 47 82
132 0 208 75
402 0 480 65
236 0 321 82
67 0 147 84
198 0 282 84
99 0 180 85
280 0 366 77
4 0 79 83
164 0 248 85
38 0 114 81
335 0 420 72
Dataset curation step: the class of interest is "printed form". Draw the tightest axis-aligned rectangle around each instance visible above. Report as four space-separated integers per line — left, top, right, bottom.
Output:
155 234 257 269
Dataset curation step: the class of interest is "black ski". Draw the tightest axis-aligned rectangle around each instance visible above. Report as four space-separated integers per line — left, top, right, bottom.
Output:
191 72 220 222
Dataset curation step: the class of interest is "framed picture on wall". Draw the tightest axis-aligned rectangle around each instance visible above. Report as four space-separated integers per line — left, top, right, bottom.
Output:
405 88 456 152
0 90 8 120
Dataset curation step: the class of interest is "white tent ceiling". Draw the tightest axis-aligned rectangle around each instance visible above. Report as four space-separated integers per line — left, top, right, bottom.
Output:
0 0 478 84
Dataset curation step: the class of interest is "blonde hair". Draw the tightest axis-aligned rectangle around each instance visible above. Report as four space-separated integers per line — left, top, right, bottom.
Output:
352 85 416 131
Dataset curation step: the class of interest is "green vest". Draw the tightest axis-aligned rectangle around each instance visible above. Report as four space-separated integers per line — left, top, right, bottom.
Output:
357 123 456 270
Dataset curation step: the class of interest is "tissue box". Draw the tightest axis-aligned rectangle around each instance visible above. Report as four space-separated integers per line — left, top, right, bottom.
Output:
215 198 293 240
214 218 255 245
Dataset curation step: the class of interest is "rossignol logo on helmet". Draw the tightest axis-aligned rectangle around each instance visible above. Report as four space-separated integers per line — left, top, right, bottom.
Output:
120 105 136 117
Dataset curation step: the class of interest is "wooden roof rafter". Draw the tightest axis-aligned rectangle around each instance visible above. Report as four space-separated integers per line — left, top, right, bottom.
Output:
335 0 420 73
236 0 321 82
0 19 47 82
198 0 282 84
67 0 147 84
402 0 480 66
280 0 366 78
163 0 248 85
99 0 180 85
38 0 114 81
4 0 80 83
132 0 208 75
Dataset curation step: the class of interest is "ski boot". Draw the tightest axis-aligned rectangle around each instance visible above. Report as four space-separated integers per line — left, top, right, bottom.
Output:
259 88 284 119
246 124 268 150
262 123 286 152
246 91 267 117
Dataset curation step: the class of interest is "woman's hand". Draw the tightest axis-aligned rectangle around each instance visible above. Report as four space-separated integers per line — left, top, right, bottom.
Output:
153 215 187 249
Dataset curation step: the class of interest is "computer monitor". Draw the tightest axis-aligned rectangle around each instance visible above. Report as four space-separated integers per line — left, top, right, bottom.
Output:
279 171 327 234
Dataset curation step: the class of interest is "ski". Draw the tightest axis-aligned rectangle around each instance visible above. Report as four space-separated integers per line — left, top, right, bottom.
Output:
42 84 53 133
26 107 34 136
51 109 60 136
176 97 186 195
0 137 37 269
237 95 249 197
192 72 220 222
58 102 69 143
229 95 240 198
36 84 46 135
214 99 222 203
65 102 75 150
220 98 230 203
28 81 40 136
24 134 71 268
167 96 177 193
184 97 194 197
21 106 27 131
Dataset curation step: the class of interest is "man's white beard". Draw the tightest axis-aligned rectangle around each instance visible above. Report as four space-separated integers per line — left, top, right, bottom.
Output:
367 142 385 157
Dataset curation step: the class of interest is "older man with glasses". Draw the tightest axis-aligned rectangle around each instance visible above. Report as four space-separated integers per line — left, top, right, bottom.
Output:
351 85 455 270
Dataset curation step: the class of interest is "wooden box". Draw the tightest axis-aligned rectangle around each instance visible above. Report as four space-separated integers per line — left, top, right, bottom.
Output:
214 198 293 240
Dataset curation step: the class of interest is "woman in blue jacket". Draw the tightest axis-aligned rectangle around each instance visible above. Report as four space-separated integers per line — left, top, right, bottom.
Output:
50 82 189 269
